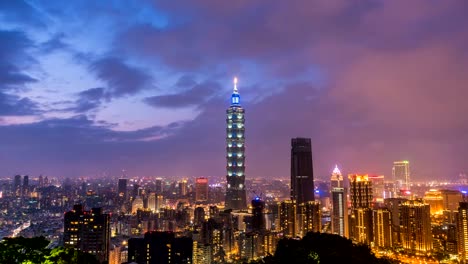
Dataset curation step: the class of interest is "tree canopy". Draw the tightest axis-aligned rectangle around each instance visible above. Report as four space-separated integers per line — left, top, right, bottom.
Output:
250 232 397 264
0 236 99 264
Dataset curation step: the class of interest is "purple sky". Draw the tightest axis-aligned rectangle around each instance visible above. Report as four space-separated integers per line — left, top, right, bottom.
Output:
0 0 467 180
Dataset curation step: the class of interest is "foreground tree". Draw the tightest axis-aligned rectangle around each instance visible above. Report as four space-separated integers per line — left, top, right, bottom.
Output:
250 232 397 264
0 236 50 263
0 236 99 264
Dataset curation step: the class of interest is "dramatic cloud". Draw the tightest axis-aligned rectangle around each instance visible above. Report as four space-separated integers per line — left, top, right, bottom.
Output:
90 57 154 98
144 81 221 109
0 30 37 89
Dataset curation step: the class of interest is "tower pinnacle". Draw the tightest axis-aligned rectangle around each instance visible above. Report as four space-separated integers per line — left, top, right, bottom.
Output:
233 77 238 93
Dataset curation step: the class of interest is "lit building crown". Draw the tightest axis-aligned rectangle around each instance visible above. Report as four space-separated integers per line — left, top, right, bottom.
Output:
231 77 240 106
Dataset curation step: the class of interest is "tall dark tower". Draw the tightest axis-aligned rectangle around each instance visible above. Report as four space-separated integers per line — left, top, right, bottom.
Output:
225 77 247 210
291 138 315 204
252 196 265 231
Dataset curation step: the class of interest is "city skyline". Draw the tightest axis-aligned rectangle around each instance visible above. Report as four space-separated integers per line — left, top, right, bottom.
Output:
0 1 467 180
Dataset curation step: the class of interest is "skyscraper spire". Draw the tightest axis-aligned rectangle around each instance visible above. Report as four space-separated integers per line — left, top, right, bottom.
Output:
233 77 238 94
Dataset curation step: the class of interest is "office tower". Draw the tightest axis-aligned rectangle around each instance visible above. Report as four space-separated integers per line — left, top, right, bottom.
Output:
22 175 29 196
13 175 21 197
193 241 212 264
368 175 385 203
348 174 373 209
128 231 193 264
400 200 432 254
132 183 139 199
423 190 444 215
458 202 468 262
354 208 373 244
225 77 247 210
179 179 188 196
441 190 463 211
373 209 392 249
331 187 348 237
348 174 373 243
384 197 407 246
132 196 144 214
297 201 321 236
279 200 296 237
63 205 110 263
330 165 343 189
118 178 127 201
195 177 209 202
148 192 156 212
252 197 265 232
38 175 44 188
194 207 205 226
155 178 163 193
291 138 315 204
44 176 49 186
393 160 410 192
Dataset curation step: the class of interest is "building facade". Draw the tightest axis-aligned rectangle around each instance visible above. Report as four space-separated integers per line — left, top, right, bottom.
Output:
63 205 110 263
291 138 315 204
225 77 247 210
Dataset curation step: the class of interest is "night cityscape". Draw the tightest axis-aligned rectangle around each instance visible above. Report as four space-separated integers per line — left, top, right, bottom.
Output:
1 1 468 264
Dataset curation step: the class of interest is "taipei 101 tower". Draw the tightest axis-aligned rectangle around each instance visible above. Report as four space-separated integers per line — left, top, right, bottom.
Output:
225 77 247 210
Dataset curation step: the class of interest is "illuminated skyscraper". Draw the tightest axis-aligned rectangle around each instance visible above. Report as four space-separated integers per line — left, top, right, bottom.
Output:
331 187 348 237
291 138 315 204
251 197 266 232
330 165 343 189
348 174 373 209
400 200 432 254
195 177 209 202
373 209 392 249
117 178 127 201
330 165 348 237
225 77 247 210
64 205 110 263
393 161 410 192
458 202 468 262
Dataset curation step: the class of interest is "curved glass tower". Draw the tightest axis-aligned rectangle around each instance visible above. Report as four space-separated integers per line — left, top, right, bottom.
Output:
225 77 247 210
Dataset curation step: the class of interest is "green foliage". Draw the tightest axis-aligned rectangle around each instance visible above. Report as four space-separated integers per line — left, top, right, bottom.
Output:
250 232 395 264
44 247 100 264
0 236 50 264
0 236 99 264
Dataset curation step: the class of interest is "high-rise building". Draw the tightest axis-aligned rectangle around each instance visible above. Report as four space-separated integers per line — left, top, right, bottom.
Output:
384 197 408 246
423 189 444 215
291 138 315 204
297 201 321 236
331 187 348 237
63 205 110 263
368 175 385 203
148 192 156 212
441 190 463 211
354 207 373 244
179 179 188 196
22 175 29 196
279 200 296 237
251 197 265 232
458 202 468 262
195 177 209 202
373 209 392 249
225 77 247 210
155 178 163 193
348 174 373 209
330 165 343 189
117 178 127 201
13 175 21 197
400 200 432 254
393 161 410 192
132 196 144 214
